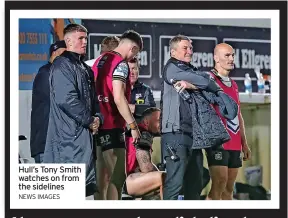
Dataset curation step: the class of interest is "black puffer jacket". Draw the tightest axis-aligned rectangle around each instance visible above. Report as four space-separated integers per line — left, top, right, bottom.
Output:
43 51 103 196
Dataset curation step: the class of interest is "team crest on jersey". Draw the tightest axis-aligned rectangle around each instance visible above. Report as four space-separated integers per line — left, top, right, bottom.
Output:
214 152 222 160
97 55 108 68
135 93 142 100
227 115 240 134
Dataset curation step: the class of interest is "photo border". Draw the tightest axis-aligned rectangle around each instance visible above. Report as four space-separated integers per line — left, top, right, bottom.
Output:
6 1 287 218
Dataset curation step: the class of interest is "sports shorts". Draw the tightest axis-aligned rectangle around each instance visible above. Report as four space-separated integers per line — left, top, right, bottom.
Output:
96 128 126 152
205 145 242 168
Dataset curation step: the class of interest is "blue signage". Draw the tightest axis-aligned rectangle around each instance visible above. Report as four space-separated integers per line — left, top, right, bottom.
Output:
19 19 52 90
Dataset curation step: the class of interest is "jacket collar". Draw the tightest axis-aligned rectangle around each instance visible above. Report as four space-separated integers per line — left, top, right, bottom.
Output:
169 57 198 71
170 57 192 67
133 80 143 88
61 51 85 62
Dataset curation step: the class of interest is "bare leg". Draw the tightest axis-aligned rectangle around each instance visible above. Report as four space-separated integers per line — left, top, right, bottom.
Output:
208 166 228 200
103 148 126 200
126 171 165 197
221 168 239 200
94 146 109 200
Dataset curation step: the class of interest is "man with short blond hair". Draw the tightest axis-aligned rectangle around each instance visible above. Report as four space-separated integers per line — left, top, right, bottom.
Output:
101 36 120 53
85 35 120 67
44 24 103 197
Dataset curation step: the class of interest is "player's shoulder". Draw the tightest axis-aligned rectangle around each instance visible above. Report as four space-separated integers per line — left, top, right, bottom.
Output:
136 130 153 150
38 62 51 72
117 61 129 68
141 130 153 139
140 131 153 143
34 63 51 83
113 61 129 77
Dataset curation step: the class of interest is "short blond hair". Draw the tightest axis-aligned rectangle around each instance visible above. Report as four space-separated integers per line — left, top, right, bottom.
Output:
101 36 120 52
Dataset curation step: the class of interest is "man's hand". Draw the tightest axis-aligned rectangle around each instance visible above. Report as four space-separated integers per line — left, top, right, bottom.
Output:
174 80 198 93
128 104 136 113
131 128 141 144
89 117 100 135
242 145 251 161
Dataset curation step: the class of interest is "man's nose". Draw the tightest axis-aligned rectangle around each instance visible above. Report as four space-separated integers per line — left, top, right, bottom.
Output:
83 38 87 45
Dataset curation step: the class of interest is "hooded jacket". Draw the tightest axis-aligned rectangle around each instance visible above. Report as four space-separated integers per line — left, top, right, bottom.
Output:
43 51 103 196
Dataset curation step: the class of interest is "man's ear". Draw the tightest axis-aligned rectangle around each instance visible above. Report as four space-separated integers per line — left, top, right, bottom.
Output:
143 117 149 126
170 49 175 57
131 45 137 52
65 37 72 47
214 55 219 63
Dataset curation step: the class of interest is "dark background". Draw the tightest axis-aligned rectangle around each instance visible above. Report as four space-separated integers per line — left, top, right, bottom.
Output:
83 19 271 92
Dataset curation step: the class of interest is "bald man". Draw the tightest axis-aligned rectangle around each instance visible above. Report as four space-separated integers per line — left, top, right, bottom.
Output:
205 43 252 200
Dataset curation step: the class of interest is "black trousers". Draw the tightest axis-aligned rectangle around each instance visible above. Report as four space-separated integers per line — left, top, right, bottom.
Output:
161 132 203 200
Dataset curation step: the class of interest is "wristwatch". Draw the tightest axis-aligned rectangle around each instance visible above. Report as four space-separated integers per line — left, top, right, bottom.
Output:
129 121 138 130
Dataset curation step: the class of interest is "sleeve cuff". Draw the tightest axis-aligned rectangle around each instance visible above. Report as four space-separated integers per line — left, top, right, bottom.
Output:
86 116 95 128
94 113 104 126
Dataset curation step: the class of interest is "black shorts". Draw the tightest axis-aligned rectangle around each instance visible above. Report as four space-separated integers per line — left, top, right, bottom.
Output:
96 128 126 152
205 146 242 168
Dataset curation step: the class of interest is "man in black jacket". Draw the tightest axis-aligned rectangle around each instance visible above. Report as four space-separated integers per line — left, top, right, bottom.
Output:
43 24 103 197
30 40 66 163
128 57 156 121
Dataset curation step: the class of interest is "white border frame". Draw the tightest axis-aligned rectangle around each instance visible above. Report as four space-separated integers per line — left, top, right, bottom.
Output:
11 10 278 210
